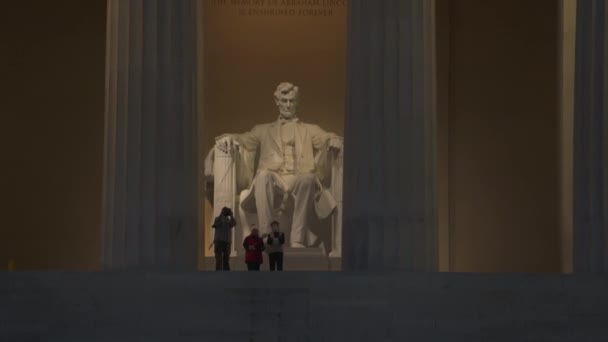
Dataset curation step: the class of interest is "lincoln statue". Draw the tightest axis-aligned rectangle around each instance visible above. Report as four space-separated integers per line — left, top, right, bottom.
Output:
205 82 343 249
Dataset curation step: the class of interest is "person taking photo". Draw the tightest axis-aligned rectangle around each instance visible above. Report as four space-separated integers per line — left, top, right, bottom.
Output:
211 207 236 271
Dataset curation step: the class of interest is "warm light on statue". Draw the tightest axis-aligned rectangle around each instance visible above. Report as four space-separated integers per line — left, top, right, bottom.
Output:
205 82 343 256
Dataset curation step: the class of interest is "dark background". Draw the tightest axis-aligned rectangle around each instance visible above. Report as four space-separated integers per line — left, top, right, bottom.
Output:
437 0 561 272
1 0 562 272
2 0 107 270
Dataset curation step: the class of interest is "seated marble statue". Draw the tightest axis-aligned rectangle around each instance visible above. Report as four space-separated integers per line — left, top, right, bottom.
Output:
206 82 343 248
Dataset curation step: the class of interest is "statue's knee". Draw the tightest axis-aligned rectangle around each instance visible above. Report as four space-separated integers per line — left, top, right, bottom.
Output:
297 173 316 187
255 170 274 185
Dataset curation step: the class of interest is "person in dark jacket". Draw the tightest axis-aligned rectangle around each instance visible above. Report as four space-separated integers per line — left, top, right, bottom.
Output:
243 227 265 271
211 207 237 271
266 221 285 271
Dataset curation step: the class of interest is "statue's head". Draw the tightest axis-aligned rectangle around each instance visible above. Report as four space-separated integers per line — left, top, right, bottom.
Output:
274 82 299 119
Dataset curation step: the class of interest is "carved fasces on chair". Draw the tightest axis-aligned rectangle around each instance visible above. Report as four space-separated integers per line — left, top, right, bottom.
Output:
212 135 237 256
329 138 343 258
205 135 257 256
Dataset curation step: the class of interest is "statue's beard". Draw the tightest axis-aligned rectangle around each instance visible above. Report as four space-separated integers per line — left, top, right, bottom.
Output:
279 108 296 119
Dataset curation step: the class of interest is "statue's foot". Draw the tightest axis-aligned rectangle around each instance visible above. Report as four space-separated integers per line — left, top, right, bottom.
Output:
291 242 306 248
329 250 341 258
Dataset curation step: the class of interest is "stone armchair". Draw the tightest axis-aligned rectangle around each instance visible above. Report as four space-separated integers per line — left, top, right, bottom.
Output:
204 135 343 257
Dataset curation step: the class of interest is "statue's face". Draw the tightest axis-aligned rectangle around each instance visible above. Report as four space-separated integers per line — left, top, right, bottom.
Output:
275 91 298 119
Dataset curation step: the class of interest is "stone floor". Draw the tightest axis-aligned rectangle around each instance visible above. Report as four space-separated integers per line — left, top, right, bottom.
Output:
2 272 608 341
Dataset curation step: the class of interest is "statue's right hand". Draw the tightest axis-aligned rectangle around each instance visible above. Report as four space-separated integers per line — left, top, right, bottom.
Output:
215 134 239 154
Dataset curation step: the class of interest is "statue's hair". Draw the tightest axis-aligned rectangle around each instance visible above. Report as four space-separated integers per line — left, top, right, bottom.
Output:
274 82 299 100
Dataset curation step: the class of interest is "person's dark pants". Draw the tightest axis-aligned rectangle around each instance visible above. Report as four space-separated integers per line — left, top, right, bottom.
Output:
247 263 261 271
214 241 231 271
269 252 283 271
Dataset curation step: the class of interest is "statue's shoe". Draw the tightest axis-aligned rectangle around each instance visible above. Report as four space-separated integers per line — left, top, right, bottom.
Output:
290 242 306 248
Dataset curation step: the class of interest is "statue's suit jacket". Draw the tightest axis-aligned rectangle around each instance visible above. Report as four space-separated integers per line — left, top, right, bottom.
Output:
235 119 338 215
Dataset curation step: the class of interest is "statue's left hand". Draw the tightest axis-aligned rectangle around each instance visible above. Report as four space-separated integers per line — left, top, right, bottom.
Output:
328 137 343 151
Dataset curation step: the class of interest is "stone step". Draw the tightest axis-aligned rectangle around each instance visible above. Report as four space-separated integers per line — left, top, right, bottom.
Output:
203 254 341 271
3 272 608 341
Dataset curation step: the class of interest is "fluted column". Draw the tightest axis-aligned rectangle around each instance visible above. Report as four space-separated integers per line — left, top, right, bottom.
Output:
343 0 437 271
102 0 200 270
574 0 608 272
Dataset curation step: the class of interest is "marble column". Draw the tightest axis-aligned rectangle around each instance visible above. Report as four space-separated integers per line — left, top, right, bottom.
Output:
102 0 200 270
574 0 608 272
343 0 437 271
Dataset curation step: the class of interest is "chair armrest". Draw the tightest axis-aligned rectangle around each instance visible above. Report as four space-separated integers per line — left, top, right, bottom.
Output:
329 138 344 198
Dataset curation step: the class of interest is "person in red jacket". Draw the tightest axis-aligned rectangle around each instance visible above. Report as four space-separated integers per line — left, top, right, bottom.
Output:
243 227 265 271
